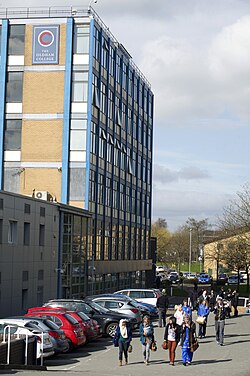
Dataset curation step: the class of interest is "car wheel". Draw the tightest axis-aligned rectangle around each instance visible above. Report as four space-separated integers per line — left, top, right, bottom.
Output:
66 338 74 352
106 322 118 337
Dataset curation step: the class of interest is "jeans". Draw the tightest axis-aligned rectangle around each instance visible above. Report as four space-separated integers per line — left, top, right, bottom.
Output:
118 341 129 361
198 321 207 337
168 340 177 364
215 320 225 344
142 342 151 362
158 308 166 327
182 346 193 363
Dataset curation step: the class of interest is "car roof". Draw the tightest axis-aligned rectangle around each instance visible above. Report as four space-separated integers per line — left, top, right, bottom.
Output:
117 289 156 292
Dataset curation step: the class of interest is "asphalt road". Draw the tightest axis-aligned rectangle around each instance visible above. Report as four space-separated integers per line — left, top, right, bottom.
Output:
2 312 250 376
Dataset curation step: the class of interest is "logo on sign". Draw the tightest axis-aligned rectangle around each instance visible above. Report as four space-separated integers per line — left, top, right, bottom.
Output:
33 25 59 65
38 30 55 47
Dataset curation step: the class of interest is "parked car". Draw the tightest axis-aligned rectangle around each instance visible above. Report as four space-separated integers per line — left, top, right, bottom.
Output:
198 273 212 284
217 273 228 284
89 296 141 324
167 272 180 284
26 309 86 351
114 289 160 306
88 293 154 317
43 299 136 337
63 310 101 341
0 318 55 359
7 316 69 354
184 273 197 281
227 275 241 285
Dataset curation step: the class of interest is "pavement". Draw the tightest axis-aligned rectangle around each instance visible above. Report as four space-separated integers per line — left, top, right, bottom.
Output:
2 312 250 376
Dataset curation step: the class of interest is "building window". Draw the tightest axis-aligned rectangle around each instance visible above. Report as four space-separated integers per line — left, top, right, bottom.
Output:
8 220 17 244
70 130 86 151
40 207 45 217
0 219 3 244
22 271 29 282
37 286 44 306
22 289 28 310
72 72 88 102
73 25 90 54
24 203 30 214
4 120 22 151
6 72 23 103
38 270 44 280
23 222 30 246
0 199 3 210
8 25 25 55
69 168 86 201
39 224 45 246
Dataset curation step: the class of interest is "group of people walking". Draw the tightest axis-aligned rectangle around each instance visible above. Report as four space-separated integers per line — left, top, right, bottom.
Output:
113 286 232 366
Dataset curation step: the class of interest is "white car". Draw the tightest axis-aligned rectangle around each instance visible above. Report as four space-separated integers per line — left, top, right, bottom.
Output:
0 318 55 359
115 289 160 306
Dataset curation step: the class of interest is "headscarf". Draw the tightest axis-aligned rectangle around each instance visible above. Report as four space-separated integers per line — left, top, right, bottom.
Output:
119 319 128 338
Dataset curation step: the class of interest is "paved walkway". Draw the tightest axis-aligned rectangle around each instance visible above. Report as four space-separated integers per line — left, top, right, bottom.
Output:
4 312 250 376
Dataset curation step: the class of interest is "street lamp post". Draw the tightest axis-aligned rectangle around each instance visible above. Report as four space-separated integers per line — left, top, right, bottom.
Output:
189 229 192 275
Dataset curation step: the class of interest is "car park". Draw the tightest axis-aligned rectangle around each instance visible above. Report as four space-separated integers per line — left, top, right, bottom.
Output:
114 289 160 306
43 299 135 337
198 273 212 284
26 309 86 351
0 318 55 359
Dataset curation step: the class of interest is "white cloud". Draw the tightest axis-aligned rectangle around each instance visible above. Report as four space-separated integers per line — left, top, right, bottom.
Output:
153 164 210 184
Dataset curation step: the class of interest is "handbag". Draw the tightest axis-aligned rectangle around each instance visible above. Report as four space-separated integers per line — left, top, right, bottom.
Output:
196 316 205 325
128 344 133 353
161 340 168 350
190 339 199 352
151 341 157 351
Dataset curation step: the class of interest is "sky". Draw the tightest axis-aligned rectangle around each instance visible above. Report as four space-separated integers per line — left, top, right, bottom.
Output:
2 0 250 230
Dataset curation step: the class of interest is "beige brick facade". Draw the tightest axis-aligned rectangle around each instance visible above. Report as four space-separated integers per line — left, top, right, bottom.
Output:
21 120 63 162
20 168 61 201
22 71 65 114
69 201 85 209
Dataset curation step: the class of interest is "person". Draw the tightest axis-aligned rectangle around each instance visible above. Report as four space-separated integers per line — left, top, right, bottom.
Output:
231 289 239 317
155 275 161 289
174 304 184 326
156 289 169 327
225 289 232 318
139 316 155 365
180 315 197 366
113 319 132 366
163 316 180 366
197 299 210 338
217 286 226 300
214 297 226 346
182 299 192 320
208 289 216 312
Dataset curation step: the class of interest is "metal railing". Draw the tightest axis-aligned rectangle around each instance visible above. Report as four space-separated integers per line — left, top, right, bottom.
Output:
2 324 44 366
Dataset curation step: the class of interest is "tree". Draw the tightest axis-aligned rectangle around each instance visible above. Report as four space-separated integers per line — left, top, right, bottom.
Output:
224 238 249 289
219 184 250 292
182 217 211 260
151 219 171 264
164 230 190 272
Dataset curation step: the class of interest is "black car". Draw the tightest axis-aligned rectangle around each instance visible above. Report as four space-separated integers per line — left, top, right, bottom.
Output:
43 299 138 338
217 273 228 284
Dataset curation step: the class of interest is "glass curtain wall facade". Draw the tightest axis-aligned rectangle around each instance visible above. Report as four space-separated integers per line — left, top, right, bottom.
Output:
0 8 154 296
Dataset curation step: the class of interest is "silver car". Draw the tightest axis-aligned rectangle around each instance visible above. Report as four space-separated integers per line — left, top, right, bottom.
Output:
91 296 141 325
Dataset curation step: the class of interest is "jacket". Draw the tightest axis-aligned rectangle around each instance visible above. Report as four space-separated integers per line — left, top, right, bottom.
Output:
156 295 169 309
179 321 196 347
113 323 132 347
197 304 210 318
139 322 154 345
164 323 180 343
182 305 192 318
214 305 226 321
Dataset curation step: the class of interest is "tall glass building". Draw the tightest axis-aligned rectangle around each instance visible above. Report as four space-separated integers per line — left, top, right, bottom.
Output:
0 7 154 296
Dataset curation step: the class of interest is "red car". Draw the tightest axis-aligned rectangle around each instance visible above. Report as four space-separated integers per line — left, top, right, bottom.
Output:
32 306 101 341
67 311 101 341
26 308 86 351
